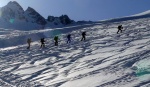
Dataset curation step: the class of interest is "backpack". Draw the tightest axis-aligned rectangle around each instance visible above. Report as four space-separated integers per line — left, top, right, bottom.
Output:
41 38 45 43
118 25 122 29
82 32 86 35
67 34 71 38
54 36 58 41
27 38 31 43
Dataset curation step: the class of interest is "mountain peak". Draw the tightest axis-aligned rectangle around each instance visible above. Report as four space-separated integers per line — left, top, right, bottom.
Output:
7 1 24 11
27 6 33 10
8 1 19 5
7 1 21 7
25 6 47 25
26 7 35 12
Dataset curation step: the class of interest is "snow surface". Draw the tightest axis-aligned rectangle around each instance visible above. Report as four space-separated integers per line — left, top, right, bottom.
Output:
132 10 150 16
0 17 150 87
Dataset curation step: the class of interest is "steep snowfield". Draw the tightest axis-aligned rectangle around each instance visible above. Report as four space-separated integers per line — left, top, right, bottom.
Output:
0 17 150 87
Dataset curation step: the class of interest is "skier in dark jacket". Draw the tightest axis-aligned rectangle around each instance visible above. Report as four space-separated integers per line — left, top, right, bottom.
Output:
117 25 123 34
67 34 71 43
40 38 45 48
54 36 59 46
27 38 32 49
81 31 86 41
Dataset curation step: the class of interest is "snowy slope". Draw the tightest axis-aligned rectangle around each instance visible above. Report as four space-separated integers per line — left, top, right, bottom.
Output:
0 17 150 87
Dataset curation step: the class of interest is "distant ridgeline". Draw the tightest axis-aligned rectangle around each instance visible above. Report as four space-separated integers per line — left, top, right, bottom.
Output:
0 1 75 30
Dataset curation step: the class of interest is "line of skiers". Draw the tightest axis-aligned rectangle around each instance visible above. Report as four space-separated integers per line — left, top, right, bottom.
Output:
27 31 86 49
27 25 123 49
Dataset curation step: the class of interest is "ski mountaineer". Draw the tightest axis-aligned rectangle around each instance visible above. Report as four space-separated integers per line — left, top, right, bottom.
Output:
40 38 45 48
27 38 32 49
54 36 59 46
67 34 71 43
81 31 86 41
117 25 123 34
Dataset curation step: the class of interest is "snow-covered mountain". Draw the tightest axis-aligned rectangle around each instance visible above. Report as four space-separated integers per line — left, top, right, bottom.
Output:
25 7 47 25
0 11 150 87
0 1 74 30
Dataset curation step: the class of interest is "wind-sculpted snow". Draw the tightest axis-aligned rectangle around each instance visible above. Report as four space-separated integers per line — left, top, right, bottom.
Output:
0 18 150 87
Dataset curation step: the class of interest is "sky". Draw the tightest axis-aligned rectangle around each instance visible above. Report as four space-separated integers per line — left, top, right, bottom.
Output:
0 0 150 21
